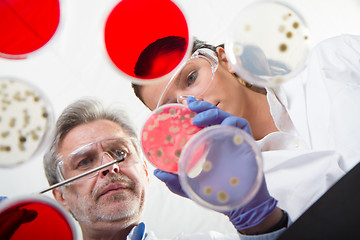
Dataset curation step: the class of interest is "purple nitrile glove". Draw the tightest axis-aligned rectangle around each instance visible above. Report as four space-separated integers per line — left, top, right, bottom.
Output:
154 168 277 230
186 96 252 136
154 169 188 198
154 97 277 230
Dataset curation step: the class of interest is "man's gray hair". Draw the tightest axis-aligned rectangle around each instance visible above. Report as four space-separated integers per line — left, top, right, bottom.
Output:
43 98 139 186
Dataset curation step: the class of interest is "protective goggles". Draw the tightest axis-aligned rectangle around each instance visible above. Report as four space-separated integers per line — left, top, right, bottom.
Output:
56 137 140 184
156 48 219 108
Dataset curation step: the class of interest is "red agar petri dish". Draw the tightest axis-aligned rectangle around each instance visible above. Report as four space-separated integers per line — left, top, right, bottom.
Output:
0 195 76 239
0 0 60 59
104 0 191 84
141 104 203 173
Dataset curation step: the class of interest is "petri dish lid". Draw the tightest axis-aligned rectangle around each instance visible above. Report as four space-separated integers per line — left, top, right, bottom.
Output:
0 78 54 168
0 195 76 239
225 0 310 87
104 0 192 85
140 103 203 173
0 0 61 60
178 125 263 212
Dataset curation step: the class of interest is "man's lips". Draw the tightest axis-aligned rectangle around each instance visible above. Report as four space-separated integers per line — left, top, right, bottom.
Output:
99 182 129 197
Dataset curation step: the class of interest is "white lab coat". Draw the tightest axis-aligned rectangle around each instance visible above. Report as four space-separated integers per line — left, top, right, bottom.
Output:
129 35 360 240
260 34 360 221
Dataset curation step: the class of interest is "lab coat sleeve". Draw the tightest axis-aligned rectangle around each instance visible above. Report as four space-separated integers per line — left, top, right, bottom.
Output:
262 149 345 221
304 34 360 172
284 34 360 172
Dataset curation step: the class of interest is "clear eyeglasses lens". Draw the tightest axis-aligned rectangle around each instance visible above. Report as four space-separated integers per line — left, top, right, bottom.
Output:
57 138 138 182
156 49 219 108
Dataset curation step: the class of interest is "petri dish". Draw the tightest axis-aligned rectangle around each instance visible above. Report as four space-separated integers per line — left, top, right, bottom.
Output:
225 0 310 87
0 0 60 59
0 78 54 168
104 0 192 85
140 104 203 173
178 125 263 212
0 195 76 240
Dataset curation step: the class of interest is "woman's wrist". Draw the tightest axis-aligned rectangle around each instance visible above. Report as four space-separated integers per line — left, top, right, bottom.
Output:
239 208 288 235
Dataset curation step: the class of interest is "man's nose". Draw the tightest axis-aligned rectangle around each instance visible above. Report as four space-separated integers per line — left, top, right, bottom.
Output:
100 152 120 177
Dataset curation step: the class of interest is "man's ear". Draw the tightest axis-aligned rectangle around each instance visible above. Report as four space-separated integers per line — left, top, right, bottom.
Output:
52 188 70 212
216 46 236 74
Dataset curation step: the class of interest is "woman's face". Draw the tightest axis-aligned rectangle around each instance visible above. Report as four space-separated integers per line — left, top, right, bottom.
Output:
139 47 249 118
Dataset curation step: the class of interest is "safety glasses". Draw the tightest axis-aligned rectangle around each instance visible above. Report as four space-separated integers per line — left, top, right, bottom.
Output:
56 137 140 184
156 48 219 108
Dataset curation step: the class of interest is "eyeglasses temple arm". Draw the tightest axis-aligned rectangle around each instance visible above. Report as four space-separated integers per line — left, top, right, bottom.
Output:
39 157 125 194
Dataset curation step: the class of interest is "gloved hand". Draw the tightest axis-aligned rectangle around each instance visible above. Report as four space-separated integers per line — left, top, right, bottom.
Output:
155 97 277 231
186 96 252 136
155 169 277 231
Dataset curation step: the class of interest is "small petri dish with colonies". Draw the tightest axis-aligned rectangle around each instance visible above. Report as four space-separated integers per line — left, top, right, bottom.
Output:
0 78 54 168
225 0 310 87
178 125 263 211
140 104 203 173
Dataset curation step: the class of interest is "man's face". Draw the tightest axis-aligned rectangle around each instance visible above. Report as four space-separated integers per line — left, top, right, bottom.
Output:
53 120 149 227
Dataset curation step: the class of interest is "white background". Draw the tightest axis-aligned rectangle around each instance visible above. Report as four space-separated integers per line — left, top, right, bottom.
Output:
1 0 360 238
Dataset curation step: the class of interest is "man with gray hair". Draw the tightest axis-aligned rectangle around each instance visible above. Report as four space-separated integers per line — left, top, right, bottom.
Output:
43 97 288 240
43 98 152 239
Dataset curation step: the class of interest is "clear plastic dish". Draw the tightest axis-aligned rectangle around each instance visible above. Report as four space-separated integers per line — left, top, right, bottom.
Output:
178 125 263 211
0 78 54 168
225 0 310 87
